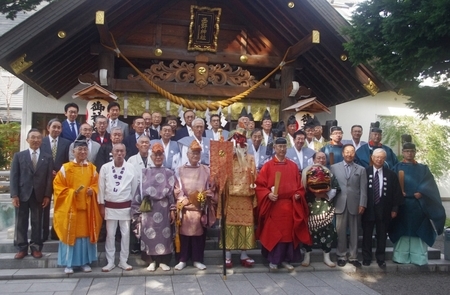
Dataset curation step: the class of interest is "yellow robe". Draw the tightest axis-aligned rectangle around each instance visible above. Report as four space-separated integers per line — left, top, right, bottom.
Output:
53 161 102 246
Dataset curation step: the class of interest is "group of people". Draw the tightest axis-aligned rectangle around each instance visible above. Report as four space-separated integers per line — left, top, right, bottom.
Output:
10 102 446 275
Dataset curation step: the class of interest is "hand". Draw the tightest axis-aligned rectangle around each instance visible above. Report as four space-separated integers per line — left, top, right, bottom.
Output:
86 187 93 197
12 197 20 208
391 211 397 219
358 206 365 215
99 204 105 219
414 192 422 199
268 193 278 202
170 211 176 224
294 194 301 200
42 197 50 208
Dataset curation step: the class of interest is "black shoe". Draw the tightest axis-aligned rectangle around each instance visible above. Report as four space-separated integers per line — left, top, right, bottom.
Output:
349 260 362 268
363 260 371 266
377 260 386 269
337 259 347 267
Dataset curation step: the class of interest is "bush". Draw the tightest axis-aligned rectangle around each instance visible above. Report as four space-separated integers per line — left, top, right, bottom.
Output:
0 122 20 169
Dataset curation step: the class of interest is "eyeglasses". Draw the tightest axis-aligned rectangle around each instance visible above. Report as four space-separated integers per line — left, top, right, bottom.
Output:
403 150 416 153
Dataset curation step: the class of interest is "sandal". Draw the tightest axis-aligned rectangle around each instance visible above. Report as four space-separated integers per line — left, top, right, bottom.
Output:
240 257 255 268
225 258 233 268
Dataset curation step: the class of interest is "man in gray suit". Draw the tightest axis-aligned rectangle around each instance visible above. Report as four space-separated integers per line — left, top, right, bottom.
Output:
205 114 229 141
69 123 101 162
286 130 315 172
10 129 53 259
106 101 129 138
330 144 367 267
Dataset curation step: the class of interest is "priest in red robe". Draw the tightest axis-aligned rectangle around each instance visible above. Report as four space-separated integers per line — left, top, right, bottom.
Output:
255 136 311 271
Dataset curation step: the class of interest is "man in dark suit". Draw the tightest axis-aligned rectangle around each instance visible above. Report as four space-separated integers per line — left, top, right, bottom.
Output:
362 148 403 268
95 126 124 172
106 101 129 138
330 144 367 268
123 117 146 160
173 109 195 141
40 118 71 241
60 102 80 142
92 115 110 146
10 129 53 259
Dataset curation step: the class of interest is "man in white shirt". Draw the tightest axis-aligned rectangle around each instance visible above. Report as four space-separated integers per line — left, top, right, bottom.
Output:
128 135 154 177
106 102 129 138
286 115 298 148
205 114 229 141
178 118 210 166
342 125 366 150
286 130 315 172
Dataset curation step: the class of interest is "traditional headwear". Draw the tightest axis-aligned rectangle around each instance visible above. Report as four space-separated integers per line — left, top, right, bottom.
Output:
73 135 88 148
370 121 382 133
248 112 254 122
402 142 416 150
275 137 287 144
151 142 164 154
262 109 272 122
239 107 248 118
287 115 297 127
371 127 382 133
189 140 202 152
329 120 342 133
401 134 412 144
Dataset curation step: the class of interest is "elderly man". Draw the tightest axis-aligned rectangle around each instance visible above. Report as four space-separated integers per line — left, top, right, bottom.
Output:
356 126 398 169
92 115 110 146
362 148 403 268
178 118 211 166
321 126 344 166
53 135 102 274
95 127 123 172
128 135 154 175
123 117 146 160
132 143 176 272
151 111 163 133
69 123 101 162
286 130 315 172
247 128 269 172
10 129 53 259
389 142 446 265
330 144 367 268
174 140 217 270
205 114 229 141
150 123 181 170
173 109 196 141
255 137 311 270
98 143 138 272
342 125 366 151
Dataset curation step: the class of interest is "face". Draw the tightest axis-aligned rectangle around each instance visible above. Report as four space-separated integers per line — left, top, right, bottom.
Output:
274 143 287 159
65 106 78 122
112 144 126 162
402 149 416 162
371 152 386 169
210 116 220 130
96 118 107 133
192 122 205 139
287 124 297 136
370 132 382 144
136 137 150 155
330 130 343 143
73 146 88 162
342 145 356 163
110 129 123 144
47 121 62 138
151 152 164 167
142 113 152 128
80 124 93 139
108 106 120 120
187 150 201 166
351 127 363 140
160 126 172 141
134 118 145 134
313 152 327 166
27 131 43 150
184 111 195 127
294 134 306 150
314 126 323 137
305 127 314 140
251 131 262 148
247 121 255 130
168 119 177 131
239 117 249 128
152 113 162 126
262 119 272 131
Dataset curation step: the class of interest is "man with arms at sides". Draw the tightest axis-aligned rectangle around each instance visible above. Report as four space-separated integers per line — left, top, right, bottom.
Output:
356 126 398 169
40 118 71 241
330 144 367 268
123 117 146 160
178 118 211 166
362 148 403 268
95 127 123 172
69 123 101 163
342 125 366 151
10 129 53 259
174 140 217 270
98 143 137 272
285 115 298 148
91 115 110 146
255 137 311 270
247 128 269 172
61 102 80 142
132 143 176 272
389 142 446 265
150 123 181 170
53 136 102 274
205 113 229 141
321 125 344 167
128 135 154 175
173 109 196 141
286 130 315 172
106 101 129 138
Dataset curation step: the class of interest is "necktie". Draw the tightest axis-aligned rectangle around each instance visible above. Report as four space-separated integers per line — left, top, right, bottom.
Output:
51 139 57 160
31 151 37 170
70 122 76 138
112 120 117 128
345 164 351 179
374 170 381 205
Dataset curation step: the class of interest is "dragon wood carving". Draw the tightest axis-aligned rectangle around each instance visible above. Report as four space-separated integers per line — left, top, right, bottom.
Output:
127 60 258 88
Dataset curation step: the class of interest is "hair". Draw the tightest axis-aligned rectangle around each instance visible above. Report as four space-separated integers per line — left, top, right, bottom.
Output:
79 122 92 132
351 124 363 131
251 128 262 136
372 148 387 157
47 118 61 128
95 115 107 122
151 111 161 116
342 143 355 152
107 101 121 112
137 135 150 143
210 114 220 121
133 117 144 123
293 129 306 139
110 126 123 134
141 111 151 117
312 151 326 160
160 123 171 129
27 128 41 138
165 115 177 123
64 102 79 113
112 143 126 152
192 118 205 126
184 109 195 119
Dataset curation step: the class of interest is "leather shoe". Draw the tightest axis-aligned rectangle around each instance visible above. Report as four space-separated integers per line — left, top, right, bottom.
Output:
31 250 43 259
337 259 347 267
349 260 362 268
363 260 371 266
377 260 386 269
14 251 28 259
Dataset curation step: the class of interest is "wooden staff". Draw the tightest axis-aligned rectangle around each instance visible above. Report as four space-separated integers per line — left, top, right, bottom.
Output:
398 170 405 196
329 152 334 165
175 202 184 253
221 181 228 279
274 171 281 195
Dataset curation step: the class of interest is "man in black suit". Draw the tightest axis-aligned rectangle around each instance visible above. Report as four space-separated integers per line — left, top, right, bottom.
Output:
95 126 124 172
10 129 53 259
40 118 71 241
362 148 403 268
60 102 80 142
173 109 195 141
123 117 147 160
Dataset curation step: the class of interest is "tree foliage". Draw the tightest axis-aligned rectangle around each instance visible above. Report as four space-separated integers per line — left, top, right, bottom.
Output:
0 0 52 20
343 0 450 119
0 122 20 169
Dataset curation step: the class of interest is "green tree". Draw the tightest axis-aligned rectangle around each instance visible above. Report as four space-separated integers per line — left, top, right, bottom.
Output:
0 0 52 20
343 0 450 119
0 122 20 169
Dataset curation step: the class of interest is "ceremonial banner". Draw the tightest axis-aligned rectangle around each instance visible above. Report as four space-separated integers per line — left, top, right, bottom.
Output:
210 140 233 192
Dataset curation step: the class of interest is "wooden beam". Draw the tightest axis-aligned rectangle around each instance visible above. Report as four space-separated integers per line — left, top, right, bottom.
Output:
95 10 115 48
112 78 282 100
285 33 316 61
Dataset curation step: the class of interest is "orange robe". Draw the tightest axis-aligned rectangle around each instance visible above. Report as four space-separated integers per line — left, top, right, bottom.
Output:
53 161 102 246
